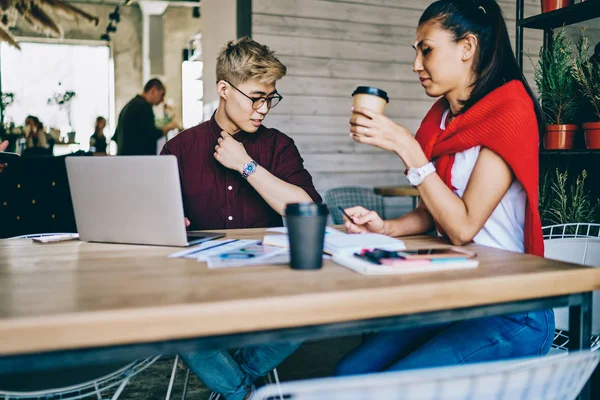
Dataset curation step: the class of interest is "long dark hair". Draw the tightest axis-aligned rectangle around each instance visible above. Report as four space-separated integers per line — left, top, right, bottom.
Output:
419 0 545 137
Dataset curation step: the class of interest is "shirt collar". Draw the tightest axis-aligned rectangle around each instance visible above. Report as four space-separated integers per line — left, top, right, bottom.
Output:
209 112 255 143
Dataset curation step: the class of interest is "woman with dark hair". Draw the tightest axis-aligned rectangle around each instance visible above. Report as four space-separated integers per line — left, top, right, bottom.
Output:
22 115 52 157
90 116 108 154
337 0 552 374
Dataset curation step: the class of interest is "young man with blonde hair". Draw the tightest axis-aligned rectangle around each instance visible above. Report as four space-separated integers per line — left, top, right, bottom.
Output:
161 38 320 400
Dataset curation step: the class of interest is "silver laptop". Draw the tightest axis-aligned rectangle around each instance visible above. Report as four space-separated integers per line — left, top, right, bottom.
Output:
66 155 224 247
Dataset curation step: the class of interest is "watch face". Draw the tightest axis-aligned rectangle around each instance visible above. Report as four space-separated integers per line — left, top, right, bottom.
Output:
407 170 421 185
246 163 256 173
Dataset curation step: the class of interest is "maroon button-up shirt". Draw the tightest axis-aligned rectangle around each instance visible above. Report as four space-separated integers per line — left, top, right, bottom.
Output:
160 116 321 230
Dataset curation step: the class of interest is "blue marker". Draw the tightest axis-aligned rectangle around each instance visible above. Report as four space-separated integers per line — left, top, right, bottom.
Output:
430 257 468 263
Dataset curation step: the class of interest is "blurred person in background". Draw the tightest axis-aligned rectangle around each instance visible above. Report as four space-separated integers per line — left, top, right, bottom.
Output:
90 116 108 155
22 116 52 157
113 79 179 155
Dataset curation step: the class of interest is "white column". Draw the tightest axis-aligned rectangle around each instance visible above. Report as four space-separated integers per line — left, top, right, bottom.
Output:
139 1 168 84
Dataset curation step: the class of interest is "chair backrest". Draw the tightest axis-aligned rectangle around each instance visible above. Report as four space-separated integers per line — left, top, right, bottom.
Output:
253 351 600 400
324 187 385 224
543 223 600 240
544 223 600 335
0 155 77 239
0 355 159 399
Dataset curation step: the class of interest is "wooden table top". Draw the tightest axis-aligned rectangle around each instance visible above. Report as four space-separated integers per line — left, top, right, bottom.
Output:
1 228 599 356
374 186 420 197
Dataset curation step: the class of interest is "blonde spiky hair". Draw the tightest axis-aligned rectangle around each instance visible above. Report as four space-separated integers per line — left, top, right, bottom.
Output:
216 37 286 85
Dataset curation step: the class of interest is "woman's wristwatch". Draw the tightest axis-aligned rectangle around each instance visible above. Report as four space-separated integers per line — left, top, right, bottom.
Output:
405 162 436 186
242 160 258 179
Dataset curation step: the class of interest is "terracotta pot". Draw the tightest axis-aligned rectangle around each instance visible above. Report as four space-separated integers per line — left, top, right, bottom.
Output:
583 122 600 149
544 124 578 149
541 0 573 13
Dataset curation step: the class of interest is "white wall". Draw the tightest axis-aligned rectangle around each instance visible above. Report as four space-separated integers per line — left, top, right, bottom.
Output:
252 0 543 214
201 0 237 114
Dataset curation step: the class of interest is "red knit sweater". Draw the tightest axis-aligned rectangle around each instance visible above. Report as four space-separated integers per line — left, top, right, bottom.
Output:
415 80 544 256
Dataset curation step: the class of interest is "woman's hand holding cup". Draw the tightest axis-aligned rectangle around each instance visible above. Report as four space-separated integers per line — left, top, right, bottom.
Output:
350 86 430 168
350 86 409 153
350 107 412 153
343 206 386 235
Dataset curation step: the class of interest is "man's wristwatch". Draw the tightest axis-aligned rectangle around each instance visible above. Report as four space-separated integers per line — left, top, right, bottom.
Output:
241 160 258 179
405 162 436 186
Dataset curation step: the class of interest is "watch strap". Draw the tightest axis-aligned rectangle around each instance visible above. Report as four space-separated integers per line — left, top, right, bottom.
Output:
407 162 436 186
242 160 258 179
421 162 436 177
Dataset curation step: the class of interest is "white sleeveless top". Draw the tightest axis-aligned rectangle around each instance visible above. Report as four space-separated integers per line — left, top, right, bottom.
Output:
440 109 526 253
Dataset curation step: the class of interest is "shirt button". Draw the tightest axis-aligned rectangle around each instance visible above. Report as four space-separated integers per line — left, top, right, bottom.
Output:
228 186 232 190
228 216 233 221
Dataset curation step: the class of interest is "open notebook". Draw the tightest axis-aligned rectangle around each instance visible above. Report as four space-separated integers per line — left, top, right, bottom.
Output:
262 230 406 255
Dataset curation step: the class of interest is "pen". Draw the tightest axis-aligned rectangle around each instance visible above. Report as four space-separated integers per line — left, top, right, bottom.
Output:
337 206 354 222
354 250 384 265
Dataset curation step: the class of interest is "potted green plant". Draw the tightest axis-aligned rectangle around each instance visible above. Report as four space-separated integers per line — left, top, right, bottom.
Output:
48 83 76 143
534 29 580 150
539 168 599 227
571 32 600 149
542 0 573 14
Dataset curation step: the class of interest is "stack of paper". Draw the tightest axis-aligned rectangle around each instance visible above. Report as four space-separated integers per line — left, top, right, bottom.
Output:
169 239 289 269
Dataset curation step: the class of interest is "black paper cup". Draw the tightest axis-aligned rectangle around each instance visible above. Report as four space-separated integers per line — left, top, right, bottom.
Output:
285 203 329 270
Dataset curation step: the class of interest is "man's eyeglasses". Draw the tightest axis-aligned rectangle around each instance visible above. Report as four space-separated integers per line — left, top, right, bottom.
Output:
225 81 283 110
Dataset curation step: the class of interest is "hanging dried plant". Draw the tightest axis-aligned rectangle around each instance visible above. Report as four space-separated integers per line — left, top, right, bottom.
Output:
0 0 99 49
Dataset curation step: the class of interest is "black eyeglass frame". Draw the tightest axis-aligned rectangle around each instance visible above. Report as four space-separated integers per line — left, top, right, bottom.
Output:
224 80 283 110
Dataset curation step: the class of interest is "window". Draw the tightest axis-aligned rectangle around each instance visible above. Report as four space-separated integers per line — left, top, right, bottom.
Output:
1 41 114 151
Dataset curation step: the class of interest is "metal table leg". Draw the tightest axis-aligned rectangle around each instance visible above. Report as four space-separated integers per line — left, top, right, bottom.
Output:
569 292 593 400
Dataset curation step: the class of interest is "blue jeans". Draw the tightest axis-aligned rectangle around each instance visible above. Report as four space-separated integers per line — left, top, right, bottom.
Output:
335 309 555 375
180 342 301 400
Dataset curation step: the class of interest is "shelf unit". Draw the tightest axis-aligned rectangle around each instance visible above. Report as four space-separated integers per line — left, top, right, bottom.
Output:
517 1 600 217
516 1 600 69
540 149 600 155
519 1 600 31
515 0 600 153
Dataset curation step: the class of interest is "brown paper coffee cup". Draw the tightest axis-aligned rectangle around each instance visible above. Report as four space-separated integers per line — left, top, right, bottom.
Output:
352 86 389 114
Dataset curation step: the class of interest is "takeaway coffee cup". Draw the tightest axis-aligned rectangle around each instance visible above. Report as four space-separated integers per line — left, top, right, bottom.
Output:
352 86 389 115
285 202 329 270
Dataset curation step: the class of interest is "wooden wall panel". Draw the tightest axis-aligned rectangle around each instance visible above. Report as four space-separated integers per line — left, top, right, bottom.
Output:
253 0 543 211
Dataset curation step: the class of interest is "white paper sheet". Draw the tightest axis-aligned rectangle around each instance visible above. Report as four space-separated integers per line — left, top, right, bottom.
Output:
169 239 247 259
266 226 345 236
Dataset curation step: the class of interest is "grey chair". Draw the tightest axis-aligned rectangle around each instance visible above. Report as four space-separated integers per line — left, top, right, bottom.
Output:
324 187 385 224
543 223 600 351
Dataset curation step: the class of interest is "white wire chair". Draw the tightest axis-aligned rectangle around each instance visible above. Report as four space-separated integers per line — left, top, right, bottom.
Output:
543 223 600 352
543 223 600 240
252 351 600 400
0 355 160 400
